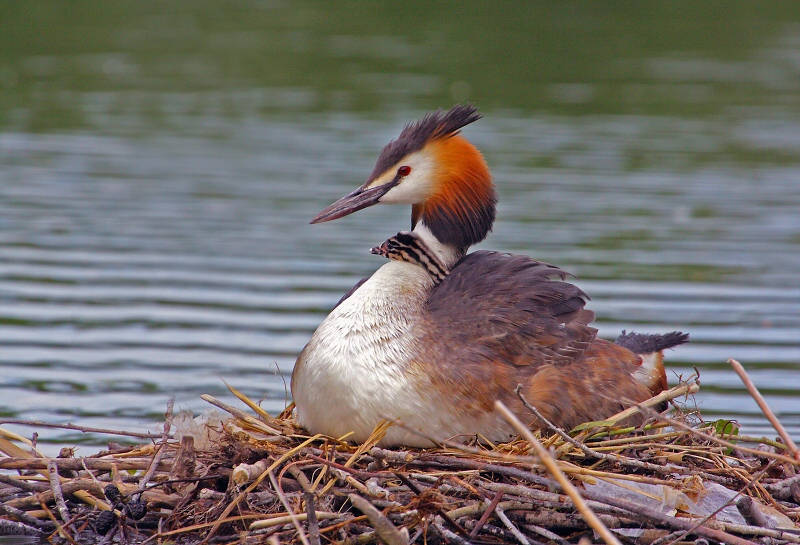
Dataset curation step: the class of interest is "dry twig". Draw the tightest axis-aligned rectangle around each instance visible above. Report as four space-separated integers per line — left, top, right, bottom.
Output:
730 358 800 461
495 400 623 545
1 376 797 544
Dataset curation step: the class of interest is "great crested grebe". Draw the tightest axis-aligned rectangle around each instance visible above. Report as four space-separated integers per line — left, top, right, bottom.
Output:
291 105 687 447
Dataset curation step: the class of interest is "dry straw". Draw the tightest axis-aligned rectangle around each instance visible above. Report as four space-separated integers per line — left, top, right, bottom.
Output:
1 362 798 544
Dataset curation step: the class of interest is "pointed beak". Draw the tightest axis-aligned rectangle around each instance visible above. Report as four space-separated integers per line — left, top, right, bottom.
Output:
370 240 389 256
310 180 397 224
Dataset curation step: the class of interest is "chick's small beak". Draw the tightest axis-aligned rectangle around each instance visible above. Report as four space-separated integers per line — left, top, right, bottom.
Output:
310 180 397 224
370 241 389 256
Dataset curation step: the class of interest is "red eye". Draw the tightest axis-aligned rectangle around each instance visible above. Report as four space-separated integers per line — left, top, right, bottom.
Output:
397 165 412 177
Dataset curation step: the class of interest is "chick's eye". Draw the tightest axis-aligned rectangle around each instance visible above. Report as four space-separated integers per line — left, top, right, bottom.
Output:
397 165 411 177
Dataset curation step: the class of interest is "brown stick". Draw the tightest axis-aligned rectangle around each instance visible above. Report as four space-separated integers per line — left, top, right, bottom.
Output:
0 457 169 472
304 492 322 545
521 511 627 530
0 419 163 439
139 398 174 493
0 432 77 515
46 460 70 524
200 394 281 436
766 472 800 495
248 512 343 532
515 385 682 475
469 491 503 538
394 472 470 538
202 434 323 543
0 473 49 492
347 493 409 545
0 503 55 532
433 522 473 545
641 405 799 465
0 518 48 538
494 400 622 545
4 479 106 510
232 459 269 486
493 503 532 545
729 358 800 461
286 463 315 492
586 381 700 429
713 521 800 542
269 470 310 545
522 523 572 545
736 496 771 528
37 503 73 544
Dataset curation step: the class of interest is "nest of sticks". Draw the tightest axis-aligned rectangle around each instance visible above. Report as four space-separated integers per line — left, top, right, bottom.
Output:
1 360 799 545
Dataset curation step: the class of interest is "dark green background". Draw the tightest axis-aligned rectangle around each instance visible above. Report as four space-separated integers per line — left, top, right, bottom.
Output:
3 2 799 130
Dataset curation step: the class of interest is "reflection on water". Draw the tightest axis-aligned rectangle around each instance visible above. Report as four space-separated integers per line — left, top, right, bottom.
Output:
0 3 799 451
2 115 798 450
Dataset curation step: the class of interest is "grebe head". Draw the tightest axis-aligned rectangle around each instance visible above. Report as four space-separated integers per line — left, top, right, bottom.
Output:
370 231 449 284
311 104 497 253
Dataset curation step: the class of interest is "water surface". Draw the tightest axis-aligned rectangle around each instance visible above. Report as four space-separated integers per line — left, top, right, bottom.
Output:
1 2 799 452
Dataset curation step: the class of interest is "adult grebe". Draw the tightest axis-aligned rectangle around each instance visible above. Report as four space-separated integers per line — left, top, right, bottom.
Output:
292 105 687 446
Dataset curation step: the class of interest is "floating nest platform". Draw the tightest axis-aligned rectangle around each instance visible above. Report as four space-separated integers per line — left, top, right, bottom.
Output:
1 367 799 544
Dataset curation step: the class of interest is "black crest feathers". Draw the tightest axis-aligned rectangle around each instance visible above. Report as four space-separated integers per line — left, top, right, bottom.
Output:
367 104 482 184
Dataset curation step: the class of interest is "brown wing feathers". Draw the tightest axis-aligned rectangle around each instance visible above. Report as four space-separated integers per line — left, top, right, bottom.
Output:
426 251 597 368
422 251 667 430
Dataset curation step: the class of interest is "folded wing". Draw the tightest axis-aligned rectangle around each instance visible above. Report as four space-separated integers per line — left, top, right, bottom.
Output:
424 251 597 369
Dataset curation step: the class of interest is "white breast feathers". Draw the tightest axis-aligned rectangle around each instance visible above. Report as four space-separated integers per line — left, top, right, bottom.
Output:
292 260 434 444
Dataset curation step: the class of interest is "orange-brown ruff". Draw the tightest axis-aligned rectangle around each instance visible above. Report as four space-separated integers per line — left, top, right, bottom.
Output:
291 105 688 447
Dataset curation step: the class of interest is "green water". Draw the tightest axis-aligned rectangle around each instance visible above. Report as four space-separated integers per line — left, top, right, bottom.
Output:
3 2 799 130
0 2 798 450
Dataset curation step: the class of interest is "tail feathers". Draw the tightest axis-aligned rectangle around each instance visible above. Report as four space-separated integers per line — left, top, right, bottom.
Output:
615 330 689 354
616 330 689 396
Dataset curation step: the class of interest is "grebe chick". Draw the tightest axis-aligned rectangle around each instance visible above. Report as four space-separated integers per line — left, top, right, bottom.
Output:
370 231 449 284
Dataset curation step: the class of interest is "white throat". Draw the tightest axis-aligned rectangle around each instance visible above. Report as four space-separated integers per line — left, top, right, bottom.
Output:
413 222 463 270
